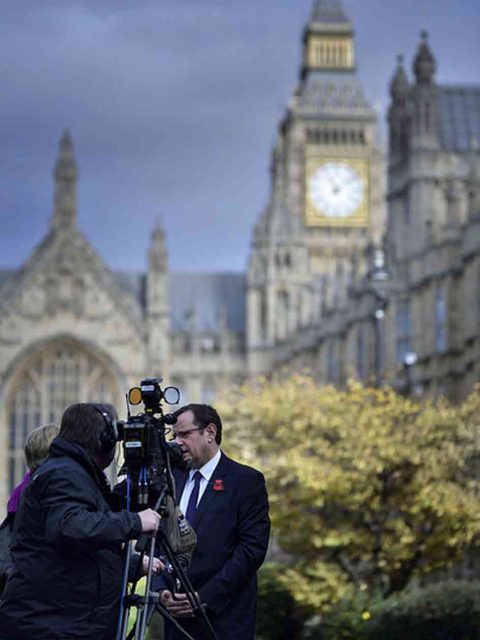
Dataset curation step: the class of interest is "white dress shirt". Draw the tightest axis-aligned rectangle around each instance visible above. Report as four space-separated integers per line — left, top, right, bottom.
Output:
179 449 222 516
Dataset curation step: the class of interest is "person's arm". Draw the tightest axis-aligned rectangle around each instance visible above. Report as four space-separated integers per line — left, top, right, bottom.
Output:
198 471 270 615
41 469 144 548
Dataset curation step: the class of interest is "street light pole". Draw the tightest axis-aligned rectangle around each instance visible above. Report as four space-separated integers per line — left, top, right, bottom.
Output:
370 248 389 388
374 304 386 387
403 351 418 396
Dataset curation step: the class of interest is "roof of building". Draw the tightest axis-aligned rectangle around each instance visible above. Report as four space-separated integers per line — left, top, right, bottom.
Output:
169 272 246 333
114 270 247 333
310 0 351 25
0 267 246 334
438 86 480 151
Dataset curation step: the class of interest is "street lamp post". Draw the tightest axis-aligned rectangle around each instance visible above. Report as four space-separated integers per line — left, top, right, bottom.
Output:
403 351 418 396
370 248 389 387
374 302 386 387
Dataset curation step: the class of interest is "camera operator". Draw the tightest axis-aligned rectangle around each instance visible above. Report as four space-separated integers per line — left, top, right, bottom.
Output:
157 403 270 640
0 402 161 640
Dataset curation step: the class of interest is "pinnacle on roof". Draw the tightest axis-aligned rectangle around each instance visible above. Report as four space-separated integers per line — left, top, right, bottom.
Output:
54 129 77 183
52 129 77 232
413 31 436 85
149 216 168 270
390 55 410 101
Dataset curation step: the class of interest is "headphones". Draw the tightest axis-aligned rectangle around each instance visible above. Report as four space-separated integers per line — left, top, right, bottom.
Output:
93 404 119 453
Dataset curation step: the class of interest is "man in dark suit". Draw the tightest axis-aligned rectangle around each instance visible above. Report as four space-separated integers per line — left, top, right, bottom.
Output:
159 403 270 640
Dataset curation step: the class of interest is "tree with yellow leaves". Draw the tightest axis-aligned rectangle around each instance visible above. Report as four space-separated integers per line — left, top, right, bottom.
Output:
217 376 480 609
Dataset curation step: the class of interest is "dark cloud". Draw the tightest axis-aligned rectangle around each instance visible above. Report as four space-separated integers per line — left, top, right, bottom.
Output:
0 0 479 272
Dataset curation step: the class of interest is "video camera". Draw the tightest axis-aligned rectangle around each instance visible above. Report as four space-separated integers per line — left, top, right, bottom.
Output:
115 379 217 640
117 377 187 509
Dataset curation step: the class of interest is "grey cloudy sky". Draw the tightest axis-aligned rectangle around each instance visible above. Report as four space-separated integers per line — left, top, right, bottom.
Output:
1 0 479 274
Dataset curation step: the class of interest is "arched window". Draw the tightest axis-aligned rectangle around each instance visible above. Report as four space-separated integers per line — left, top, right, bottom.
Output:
276 290 289 341
327 340 338 383
5 340 118 492
435 284 448 353
356 325 366 380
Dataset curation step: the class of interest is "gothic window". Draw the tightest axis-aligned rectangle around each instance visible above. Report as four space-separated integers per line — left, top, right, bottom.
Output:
327 340 338 383
435 284 448 353
300 287 311 327
395 299 412 364
6 341 117 493
276 290 289 341
356 325 366 380
320 276 329 313
260 292 267 341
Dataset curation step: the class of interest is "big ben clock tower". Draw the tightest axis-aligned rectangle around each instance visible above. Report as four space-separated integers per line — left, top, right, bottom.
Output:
247 0 385 371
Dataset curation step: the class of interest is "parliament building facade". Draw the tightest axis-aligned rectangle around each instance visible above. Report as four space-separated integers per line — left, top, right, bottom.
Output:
1 0 479 504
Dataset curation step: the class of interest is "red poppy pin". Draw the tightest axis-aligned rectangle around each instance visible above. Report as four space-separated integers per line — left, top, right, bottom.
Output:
213 479 224 492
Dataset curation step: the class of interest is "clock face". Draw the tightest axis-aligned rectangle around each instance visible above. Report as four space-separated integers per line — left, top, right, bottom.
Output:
309 162 364 218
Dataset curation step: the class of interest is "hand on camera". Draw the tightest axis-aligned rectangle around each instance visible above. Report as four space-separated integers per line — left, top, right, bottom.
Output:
138 508 161 534
160 590 198 618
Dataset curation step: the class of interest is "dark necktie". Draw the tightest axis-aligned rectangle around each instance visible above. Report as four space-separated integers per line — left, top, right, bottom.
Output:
185 471 202 525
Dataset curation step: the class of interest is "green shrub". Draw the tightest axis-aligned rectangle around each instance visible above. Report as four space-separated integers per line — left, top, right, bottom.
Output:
257 563 310 640
365 580 480 640
302 589 381 640
304 581 480 640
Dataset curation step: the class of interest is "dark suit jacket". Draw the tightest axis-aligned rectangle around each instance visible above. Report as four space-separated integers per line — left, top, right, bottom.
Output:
163 452 270 640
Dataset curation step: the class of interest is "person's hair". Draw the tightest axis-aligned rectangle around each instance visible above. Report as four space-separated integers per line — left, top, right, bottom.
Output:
59 403 117 456
25 423 60 472
173 404 222 445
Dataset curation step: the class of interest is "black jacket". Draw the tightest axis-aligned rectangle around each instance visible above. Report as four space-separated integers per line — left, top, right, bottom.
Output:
0 437 142 640
159 453 270 640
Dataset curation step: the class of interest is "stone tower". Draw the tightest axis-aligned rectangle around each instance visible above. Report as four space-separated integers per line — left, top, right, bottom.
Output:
247 0 385 374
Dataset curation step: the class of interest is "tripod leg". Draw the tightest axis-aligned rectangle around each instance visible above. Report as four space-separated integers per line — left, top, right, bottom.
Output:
116 541 134 640
158 532 219 640
154 603 196 640
137 535 156 639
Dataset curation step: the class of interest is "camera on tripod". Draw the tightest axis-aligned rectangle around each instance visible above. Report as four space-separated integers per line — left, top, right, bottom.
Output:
117 377 186 510
115 378 217 640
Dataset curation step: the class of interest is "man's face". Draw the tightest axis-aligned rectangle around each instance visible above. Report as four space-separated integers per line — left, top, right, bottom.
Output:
173 410 217 469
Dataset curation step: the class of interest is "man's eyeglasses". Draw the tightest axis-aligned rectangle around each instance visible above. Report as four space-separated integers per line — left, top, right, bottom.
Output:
168 427 204 442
